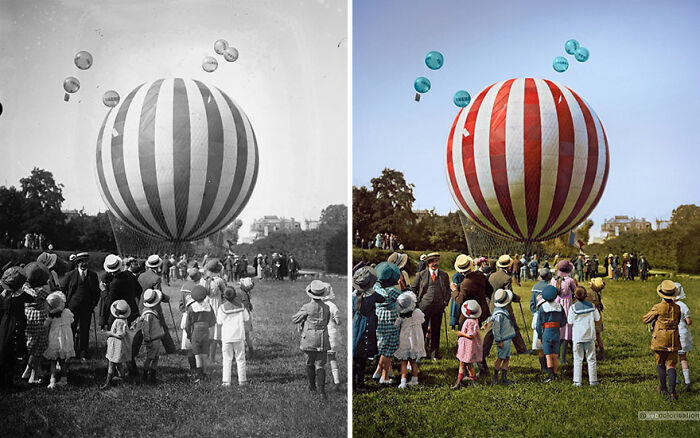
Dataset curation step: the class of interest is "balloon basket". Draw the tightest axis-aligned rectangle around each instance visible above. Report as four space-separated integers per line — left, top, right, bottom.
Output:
64 93 70 102
414 93 421 102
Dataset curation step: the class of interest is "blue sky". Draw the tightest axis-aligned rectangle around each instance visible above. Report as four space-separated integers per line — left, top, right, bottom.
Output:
353 0 700 239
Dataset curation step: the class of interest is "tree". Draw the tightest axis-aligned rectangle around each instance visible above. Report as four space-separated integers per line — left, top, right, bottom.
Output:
319 204 348 230
19 168 66 242
369 168 417 239
0 186 26 247
352 185 375 241
670 204 700 228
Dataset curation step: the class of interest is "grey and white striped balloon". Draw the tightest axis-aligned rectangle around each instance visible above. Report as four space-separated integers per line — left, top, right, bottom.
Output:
95 78 259 242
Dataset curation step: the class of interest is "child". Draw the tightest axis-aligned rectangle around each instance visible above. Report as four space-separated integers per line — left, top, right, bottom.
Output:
393 291 425 388
587 277 606 359
642 280 682 400
42 291 75 389
204 259 226 364
140 289 165 384
453 300 482 390
22 262 51 384
238 277 255 356
352 266 383 393
292 280 332 399
531 268 552 373
552 260 576 364
101 300 132 389
488 289 516 385
568 286 600 386
536 285 567 383
674 282 692 391
217 286 249 386
180 268 204 374
0 266 31 390
186 285 216 382
323 283 343 389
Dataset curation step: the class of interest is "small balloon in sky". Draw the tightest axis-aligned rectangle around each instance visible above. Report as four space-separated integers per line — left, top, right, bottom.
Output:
552 56 569 73
202 56 218 72
453 90 471 107
103 90 120 108
574 46 590 62
214 39 229 55
0 101 3 116
63 76 80 101
564 39 579 55
223 46 239 62
425 51 444 70
414 77 431 93
74 51 93 70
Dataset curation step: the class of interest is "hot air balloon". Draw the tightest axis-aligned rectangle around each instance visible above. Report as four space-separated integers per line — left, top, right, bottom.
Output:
95 78 259 242
446 78 609 242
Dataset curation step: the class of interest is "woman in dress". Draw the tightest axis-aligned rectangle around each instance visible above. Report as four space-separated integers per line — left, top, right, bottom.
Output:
22 262 51 384
372 262 402 384
352 266 383 392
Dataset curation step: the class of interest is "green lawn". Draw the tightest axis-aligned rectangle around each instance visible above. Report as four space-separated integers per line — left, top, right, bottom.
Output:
353 275 700 437
1 276 347 438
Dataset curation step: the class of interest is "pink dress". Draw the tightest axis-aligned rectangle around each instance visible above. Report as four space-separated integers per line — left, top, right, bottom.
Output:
456 319 482 363
553 277 576 340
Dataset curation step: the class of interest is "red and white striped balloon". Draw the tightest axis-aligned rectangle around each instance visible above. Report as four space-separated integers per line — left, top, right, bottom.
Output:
446 78 609 242
95 78 259 242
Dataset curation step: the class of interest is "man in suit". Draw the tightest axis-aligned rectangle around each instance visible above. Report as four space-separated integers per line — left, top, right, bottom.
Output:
137 254 176 355
61 252 100 361
410 252 450 361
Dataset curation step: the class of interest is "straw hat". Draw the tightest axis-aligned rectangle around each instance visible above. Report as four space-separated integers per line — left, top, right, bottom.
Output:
353 266 378 292
454 254 474 273
395 291 417 314
387 252 408 269
590 277 605 291
493 289 513 308
1 266 27 291
425 252 440 263
461 300 482 319
496 255 513 269
306 280 332 300
419 254 426 261
110 299 131 319
657 280 679 299
538 268 552 280
674 282 686 301
36 252 58 269
46 291 66 313
142 289 162 308
145 254 162 269
74 252 89 263
103 254 123 273
239 277 254 293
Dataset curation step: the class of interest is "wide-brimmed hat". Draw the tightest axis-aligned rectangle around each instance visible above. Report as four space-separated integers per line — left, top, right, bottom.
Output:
187 267 202 281
142 289 162 308
557 259 573 274
306 280 332 300
375 262 401 285
1 266 27 291
538 268 552 280
74 252 89 263
395 291 417 314
496 255 513 269
239 277 254 292
425 252 440 263
321 282 336 301
353 266 378 292
46 291 66 313
146 254 162 269
123 257 137 266
590 277 605 291
191 285 208 302
454 254 474 273
574 287 587 301
37 252 58 269
493 289 513 307
674 282 686 301
103 254 123 273
461 300 482 319
542 285 558 302
110 300 131 319
205 259 223 273
419 254 426 261
657 280 679 299
387 252 408 269
24 262 50 288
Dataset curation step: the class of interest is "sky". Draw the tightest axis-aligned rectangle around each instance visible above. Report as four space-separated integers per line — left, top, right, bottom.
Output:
0 0 347 239
353 0 700 240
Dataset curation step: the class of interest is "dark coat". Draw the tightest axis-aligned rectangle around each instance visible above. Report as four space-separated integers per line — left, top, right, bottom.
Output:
411 269 450 311
61 269 100 313
454 270 492 326
100 271 140 326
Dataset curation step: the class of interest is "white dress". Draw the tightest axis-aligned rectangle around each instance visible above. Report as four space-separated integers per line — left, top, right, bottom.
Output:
678 300 693 353
326 301 341 352
394 308 427 360
206 276 226 341
44 309 76 360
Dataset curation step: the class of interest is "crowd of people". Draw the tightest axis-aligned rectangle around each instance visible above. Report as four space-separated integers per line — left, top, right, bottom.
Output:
352 251 693 400
353 231 403 251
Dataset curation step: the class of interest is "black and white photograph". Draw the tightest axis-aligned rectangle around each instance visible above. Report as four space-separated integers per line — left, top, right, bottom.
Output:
0 0 348 436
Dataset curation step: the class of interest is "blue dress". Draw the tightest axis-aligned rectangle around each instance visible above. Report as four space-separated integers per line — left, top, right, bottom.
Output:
449 272 465 328
352 290 385 360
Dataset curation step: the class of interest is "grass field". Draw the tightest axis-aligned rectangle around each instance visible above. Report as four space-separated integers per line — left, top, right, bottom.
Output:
0 275 347 437
353 275 700 437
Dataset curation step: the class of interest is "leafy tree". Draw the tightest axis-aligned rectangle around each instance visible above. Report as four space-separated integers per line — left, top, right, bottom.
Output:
369 168 417 239
0 185 26 247
319 204 348 230
670 204 700 228
19 168 66 243
352 185 375 242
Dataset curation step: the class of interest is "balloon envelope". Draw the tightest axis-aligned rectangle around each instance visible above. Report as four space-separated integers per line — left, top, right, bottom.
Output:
446 78 609 242
74 51 93 70
102 90 120 107
95 78 259 241
202 56 218 72
214 39 229 55
565 39 579 55
425 51 444 70
453 90 471 107
63 76 80 93
575 47 590 62
553 56 569 72
414 77 431 93
223 47 239 62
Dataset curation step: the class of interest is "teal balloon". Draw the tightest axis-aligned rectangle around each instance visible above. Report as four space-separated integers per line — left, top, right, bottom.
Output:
425 51 444 70
552 56 569 73
414 77 431 93
575 47 590 62
453 90 471 107
565 39 579 55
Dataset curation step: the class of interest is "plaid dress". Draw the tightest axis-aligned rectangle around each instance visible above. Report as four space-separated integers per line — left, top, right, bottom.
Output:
24 285 49 356
375 284 402 357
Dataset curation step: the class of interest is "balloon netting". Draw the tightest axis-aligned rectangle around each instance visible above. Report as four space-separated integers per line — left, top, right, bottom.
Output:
457 210 543 258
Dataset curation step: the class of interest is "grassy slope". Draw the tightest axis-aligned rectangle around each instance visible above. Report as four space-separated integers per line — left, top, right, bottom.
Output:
353 275 700 437
1 276 347 438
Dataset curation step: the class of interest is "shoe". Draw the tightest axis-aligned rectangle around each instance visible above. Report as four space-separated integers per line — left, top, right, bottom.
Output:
655 387 669 395
239 381 248 386
371 371 381 380
406 379 419 387
222 382 231 387
670 392 679 400
28 376 42 385
492 375 499 386
451 379 462 390
544 374 557 383
398 381 407 389
56 378 67 386
501 378 513 386
590 381 600 386
685 383 691 392
573 382 582 387
378 377 393 385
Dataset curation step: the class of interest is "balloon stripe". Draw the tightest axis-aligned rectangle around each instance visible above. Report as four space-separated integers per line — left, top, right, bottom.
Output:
172 79 191 238
522 78 542 240
138 79 171 239
111 84 161 237
539 80 574 238
489 78 521 238
153 78 178 238
189 80 225 237
572 119 609 235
